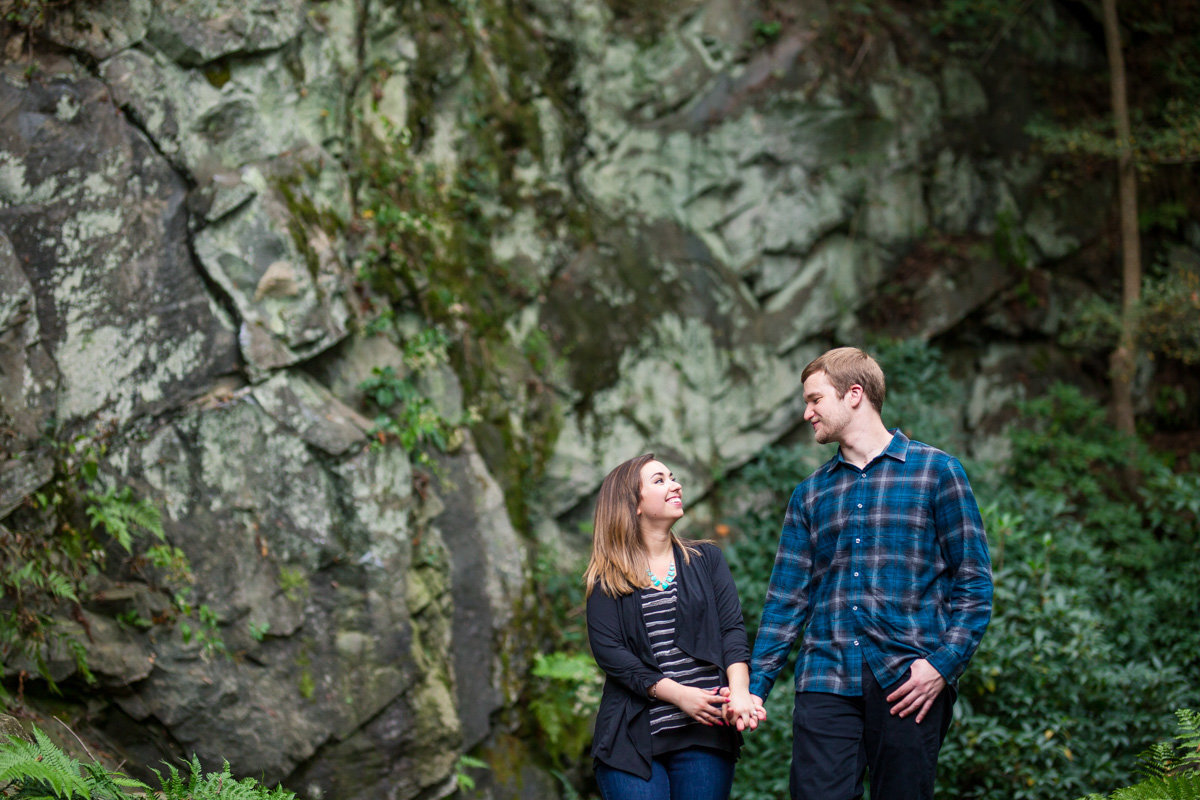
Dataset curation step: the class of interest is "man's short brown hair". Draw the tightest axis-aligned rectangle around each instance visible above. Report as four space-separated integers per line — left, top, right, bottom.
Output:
801 347 886 414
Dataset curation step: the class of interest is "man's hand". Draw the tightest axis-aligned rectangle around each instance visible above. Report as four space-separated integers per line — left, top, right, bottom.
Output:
885 658 946 724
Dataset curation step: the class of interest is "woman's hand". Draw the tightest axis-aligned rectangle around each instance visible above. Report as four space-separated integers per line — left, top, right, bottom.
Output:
653 680 729 726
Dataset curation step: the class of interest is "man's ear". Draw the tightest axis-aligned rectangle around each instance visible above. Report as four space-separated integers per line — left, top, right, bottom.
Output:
845 384 865 408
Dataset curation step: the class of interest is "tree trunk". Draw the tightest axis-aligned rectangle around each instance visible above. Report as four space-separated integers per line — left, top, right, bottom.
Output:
1102 0 1140 438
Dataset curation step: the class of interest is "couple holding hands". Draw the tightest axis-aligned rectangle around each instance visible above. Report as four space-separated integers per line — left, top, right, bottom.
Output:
584 348 994 800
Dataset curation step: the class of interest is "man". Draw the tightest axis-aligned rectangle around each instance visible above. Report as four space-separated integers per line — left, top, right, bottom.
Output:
748 346 992 800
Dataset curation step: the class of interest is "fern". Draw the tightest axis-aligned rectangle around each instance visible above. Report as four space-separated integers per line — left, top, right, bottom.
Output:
1081 709 1200 800
0 729 96 799
84 486 164 552
150 756 296 800
0 728 294 800
1109 772 1200 800
1176 709 1200 771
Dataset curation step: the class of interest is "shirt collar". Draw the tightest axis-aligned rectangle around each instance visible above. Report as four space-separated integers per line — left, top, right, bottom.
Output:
834 428 911 468
882 428 910 462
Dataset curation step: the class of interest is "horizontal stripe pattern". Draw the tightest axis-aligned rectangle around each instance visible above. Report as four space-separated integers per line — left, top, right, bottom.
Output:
642 584 722 735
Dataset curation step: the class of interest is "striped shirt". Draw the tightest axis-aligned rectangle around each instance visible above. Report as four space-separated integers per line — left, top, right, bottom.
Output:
749 430 993 699
642 583 723 735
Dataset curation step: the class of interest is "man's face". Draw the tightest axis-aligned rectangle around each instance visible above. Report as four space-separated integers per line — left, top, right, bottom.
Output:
803 370 851 445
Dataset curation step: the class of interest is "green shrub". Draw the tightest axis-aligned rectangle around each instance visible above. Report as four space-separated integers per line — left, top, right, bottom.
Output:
939 385 1199 799
527 651 603 768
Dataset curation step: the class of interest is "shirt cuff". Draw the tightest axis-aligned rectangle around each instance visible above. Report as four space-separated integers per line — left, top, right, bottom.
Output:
748 674 773 700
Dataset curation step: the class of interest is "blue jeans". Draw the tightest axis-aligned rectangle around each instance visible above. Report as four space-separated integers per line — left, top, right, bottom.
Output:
595 747 735 800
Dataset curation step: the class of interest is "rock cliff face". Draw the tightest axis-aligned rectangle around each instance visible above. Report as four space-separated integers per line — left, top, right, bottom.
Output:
0 0 1187 798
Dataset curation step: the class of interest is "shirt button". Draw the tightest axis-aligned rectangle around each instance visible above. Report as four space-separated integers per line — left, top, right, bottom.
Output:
852 605 858 611
854 572 860 577
855 538 861 544
857 503 863 508
853 640 860 646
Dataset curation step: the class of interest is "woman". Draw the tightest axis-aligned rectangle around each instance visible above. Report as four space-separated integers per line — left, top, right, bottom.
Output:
585 453 765 800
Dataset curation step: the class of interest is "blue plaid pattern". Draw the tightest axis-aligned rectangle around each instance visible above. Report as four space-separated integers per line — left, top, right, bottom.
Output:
748 431 993 699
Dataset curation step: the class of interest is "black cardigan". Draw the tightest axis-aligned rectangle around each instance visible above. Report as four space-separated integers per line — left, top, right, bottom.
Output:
586 541 751 779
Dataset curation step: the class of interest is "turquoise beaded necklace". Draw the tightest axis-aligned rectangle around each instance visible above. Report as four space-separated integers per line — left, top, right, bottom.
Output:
647 561 676 591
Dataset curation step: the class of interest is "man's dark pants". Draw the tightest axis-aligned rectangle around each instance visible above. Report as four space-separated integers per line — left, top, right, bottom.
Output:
789 666 955 800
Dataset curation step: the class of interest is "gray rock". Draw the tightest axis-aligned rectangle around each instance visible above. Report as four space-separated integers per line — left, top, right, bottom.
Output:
35 0 153 61
78 612 157 686
100 397 459 790
0 453 54 520
251 371 371 456
942 63 989 118
0 66 240 426
192 151 354 376
0 233 59 458
435 441 530 750
146 0 306 67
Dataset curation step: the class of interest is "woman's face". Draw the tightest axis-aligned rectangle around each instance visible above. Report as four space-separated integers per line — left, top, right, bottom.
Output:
636 459 683 528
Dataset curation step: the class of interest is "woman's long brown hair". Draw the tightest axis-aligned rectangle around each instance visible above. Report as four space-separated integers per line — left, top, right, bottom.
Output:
584 453 698 598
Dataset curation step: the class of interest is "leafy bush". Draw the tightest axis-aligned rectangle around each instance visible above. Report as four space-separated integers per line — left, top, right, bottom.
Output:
937 385 1200 799
527 651 603 768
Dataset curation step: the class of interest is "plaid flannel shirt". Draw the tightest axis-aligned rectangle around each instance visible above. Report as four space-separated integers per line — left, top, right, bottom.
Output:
748 431 993 699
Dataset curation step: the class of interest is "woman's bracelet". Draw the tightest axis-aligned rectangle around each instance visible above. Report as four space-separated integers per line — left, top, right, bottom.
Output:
648 681 658 700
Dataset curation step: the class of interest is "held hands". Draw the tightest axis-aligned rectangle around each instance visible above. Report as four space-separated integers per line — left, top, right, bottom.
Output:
885 658 946 724
720 687 768 731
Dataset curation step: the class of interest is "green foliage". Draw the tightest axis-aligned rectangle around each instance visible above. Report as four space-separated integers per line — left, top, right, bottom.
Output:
1063 265 1200 371
1138 266 1200 365
1 0 64 33
276 567 307 601
1026 108 1200 168
0 727 148 800
926 0 1028 37
922 0 1031 57
524 547 599 772
84 486 164 553
938 387 1199 799
527 651 603 768
1 439 117 691
175 602 225 657
2 435 222 699
454 754 489 792
1140 201 1191 234
358 328 470 462
151 756 295 800
875 337 969 453
0 726 293 800
753 19 782 45
1078 709 1200 800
